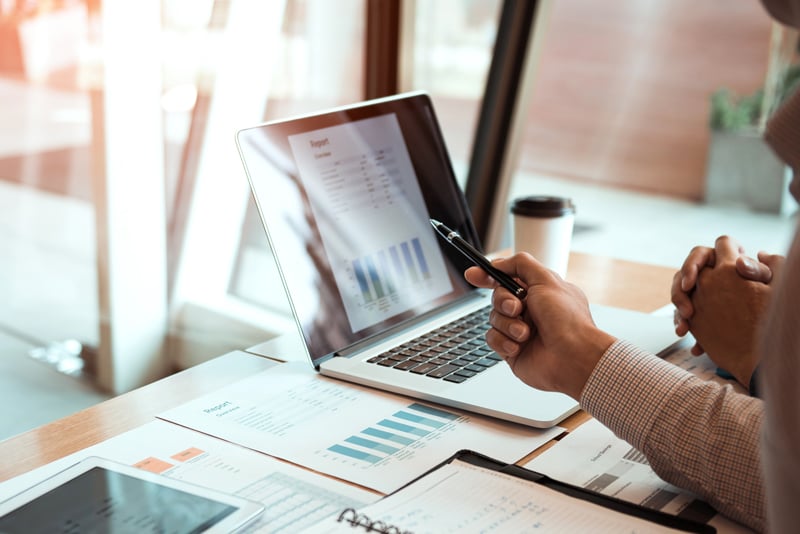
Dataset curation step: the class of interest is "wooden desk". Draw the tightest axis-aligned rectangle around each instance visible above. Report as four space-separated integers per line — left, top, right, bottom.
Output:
0 252 676 483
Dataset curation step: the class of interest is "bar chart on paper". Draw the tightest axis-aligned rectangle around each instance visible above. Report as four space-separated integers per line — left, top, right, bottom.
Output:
0 420 380 534
323 403 460 466
138 445 375 532
158 364 557 494
525 418 717 523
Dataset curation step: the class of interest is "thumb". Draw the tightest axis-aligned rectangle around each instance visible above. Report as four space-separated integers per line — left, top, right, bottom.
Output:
757 251 785 282
492 252 556 287
736 255 772 283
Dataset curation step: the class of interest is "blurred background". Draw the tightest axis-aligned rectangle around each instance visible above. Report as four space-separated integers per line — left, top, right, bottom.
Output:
1 0 797 438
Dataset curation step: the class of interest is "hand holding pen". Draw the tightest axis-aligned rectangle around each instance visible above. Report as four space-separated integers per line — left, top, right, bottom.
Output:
430 219 527 300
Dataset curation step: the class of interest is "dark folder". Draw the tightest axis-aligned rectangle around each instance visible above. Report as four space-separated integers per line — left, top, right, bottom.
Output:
332 449 716 534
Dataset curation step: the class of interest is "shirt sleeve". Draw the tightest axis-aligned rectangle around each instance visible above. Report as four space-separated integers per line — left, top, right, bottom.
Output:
580 340 765 532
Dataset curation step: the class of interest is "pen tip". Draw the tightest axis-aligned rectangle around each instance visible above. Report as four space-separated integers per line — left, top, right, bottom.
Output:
430 218 440 227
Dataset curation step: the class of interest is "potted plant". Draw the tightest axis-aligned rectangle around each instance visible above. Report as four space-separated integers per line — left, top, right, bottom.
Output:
704 25 799 215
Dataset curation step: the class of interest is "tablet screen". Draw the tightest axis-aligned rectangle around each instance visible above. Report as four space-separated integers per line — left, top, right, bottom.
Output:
0 466 238 533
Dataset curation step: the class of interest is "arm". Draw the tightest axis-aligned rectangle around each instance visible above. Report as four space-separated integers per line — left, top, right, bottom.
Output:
465 254 765 531
583 341 764 532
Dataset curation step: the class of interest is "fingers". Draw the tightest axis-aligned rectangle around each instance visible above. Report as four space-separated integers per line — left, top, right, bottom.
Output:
490 252 558 288
671 270 694 321
464 265 495 288
733 251 785 284
673 237 742 337
673 245 716 321
736 255 773 283
465 260 530 360
679 246 715 292
467 254 545 363
485 323 523 359
489 307 530 344
713 235 744 264
757 251 785 282
465 254 541 292
491 283 524 317
674 313 691 337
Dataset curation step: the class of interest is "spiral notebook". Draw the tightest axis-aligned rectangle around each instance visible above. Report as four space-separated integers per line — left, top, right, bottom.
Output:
304 450 715 534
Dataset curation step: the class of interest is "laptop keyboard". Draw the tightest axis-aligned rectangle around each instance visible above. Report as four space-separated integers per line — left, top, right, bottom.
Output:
366 306 501 383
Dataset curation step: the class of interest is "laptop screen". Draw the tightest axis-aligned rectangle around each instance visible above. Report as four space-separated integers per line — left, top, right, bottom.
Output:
237 92 481 364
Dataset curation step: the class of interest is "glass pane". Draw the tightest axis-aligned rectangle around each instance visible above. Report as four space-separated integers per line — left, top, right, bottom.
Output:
406 0 502 185
0 0 109 437
0 0 370 426
226 0 366 323
507 0 797 267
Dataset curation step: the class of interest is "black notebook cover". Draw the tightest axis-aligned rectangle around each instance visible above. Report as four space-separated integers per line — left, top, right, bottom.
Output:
333 449 716 534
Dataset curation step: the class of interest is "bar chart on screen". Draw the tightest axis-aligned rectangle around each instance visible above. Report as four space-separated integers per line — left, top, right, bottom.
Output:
349 237 432 307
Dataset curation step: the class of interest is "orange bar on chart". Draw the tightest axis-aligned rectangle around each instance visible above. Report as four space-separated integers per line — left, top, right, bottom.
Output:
134 457 174 474
171 447 205 462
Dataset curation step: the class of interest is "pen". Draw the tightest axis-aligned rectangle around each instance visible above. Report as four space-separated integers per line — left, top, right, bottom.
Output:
430 219 528 300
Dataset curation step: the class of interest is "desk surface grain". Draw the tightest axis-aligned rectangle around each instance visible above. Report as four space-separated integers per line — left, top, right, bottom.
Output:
0 252 676 483
0 351 278 481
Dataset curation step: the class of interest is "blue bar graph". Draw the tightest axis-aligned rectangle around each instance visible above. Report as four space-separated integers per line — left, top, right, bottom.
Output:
352 237 434 305
399 242 420 283
352 258 372 303
411 238 431 279
377 250 396 294
328 444 382 464
326 403 459 465
394 410 446 429
364 257 385 298
389 246 405 283
377 418 430 437
345 435 400 455
362 427 415 446
407 402 459 420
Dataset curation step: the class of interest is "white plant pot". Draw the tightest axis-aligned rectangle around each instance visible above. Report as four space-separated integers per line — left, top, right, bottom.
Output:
705 130 797 216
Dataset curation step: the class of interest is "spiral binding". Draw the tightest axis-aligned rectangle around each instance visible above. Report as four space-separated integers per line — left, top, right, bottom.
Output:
335 508 414 534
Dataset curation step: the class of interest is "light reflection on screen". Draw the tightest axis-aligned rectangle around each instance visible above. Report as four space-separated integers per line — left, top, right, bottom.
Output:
237 94 479 364
0 467 236 533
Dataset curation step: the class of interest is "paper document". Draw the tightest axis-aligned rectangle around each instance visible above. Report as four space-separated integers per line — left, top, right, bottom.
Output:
524 418 751 533
521 342 751 532
159 361 562 493
0 420 378 533
663 343 747 393
305 458 691 533
525 419 708 516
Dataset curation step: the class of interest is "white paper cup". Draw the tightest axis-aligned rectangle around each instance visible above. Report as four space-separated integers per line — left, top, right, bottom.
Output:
510 196 575 277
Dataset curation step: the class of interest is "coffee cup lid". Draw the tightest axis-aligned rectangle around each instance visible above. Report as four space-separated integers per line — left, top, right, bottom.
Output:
510 196 575 218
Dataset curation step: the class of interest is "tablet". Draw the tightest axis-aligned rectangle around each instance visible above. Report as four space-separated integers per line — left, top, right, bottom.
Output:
0 456 264 533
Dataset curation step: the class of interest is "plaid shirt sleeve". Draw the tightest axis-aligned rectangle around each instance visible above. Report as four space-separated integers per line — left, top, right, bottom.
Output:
580 340 765 532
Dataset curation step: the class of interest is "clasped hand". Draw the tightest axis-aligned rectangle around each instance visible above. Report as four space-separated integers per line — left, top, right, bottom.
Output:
670 236 784 388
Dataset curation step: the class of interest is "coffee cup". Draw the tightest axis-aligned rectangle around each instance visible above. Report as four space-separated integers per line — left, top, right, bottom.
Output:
510 196 575 277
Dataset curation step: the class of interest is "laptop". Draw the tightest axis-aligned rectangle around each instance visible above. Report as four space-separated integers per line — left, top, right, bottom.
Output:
235 91 678 428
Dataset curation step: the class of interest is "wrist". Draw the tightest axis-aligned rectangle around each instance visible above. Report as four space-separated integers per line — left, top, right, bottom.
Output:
563 330 617 400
